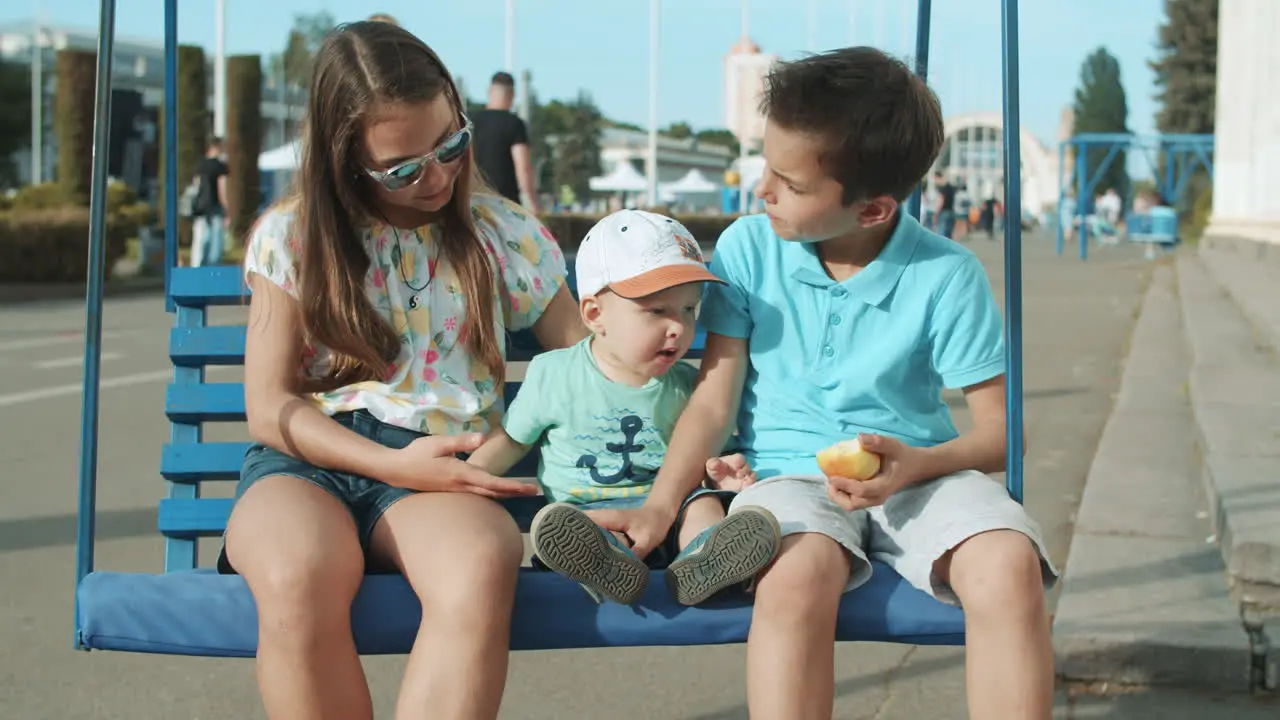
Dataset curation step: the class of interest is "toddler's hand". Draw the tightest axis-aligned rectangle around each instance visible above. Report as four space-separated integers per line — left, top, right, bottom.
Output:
705 453 757 492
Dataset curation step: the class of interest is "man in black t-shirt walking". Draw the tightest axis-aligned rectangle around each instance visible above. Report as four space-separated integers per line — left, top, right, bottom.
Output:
192 137 229 266
471 72 540 213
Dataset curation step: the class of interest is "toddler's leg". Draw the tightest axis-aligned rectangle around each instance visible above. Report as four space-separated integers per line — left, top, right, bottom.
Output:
665 494 782 606
530 502 649 604
676 493 726 547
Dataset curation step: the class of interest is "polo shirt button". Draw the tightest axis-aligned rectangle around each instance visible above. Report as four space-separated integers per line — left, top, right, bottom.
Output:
829 314 841 326
831 286 848 298
823 345 835 357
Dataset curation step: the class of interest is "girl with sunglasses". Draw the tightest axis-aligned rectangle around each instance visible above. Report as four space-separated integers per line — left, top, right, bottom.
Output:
218 21 585 719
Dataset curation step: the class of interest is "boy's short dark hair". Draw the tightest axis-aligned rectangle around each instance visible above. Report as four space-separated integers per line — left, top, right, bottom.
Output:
761 47 945 205
490 71 515 88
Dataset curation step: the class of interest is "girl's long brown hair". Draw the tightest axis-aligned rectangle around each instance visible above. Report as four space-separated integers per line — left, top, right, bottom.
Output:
294 21 503 393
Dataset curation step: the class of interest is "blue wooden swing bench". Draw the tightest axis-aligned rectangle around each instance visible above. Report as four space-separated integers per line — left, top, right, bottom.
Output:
72 0 1028 658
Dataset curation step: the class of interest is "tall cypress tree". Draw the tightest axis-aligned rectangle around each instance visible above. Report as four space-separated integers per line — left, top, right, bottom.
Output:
225 54 263 250
1149 0 1217 218
1072 47 1131 200
54 49 97 202
1150 0 1218 134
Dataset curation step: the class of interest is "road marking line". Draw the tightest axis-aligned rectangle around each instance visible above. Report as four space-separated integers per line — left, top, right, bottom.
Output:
0 330 134 353
34 352 122 370
0 366 235 408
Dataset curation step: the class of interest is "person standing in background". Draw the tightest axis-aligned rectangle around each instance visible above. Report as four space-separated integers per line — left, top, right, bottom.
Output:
472 72 541 214
191 137 229 266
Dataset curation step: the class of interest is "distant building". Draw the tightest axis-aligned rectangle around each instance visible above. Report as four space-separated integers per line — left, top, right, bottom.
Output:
583 127 734 212
722 37 776 152
932 111 1062 217
1 20 302 196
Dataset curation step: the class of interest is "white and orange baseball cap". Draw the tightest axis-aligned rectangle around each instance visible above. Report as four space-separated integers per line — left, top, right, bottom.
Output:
575 209 723 299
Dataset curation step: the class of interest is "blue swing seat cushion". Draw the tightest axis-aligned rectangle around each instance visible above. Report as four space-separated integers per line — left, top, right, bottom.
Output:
77 561 965 657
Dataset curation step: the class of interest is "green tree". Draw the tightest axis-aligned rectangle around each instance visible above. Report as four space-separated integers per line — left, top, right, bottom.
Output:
694 128 740 155
529 96 577 193
54 49 96 202
0 59 32 188
282 11 335 93
550 92 604 201
1150 0 1218 134
1149 0 1217 222
664 121 693 139
1072 47 1130 200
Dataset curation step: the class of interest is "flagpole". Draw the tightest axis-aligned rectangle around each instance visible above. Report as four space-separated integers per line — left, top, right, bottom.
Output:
647 0 660 207
213 0 226 137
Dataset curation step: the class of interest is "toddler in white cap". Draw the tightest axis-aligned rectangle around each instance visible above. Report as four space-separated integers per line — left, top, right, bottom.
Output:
468 209 781 606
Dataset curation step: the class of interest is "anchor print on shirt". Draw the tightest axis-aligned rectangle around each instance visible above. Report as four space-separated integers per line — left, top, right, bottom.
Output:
576 415 657 485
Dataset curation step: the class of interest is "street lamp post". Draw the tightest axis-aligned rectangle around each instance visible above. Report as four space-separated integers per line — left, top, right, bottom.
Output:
807 0 817 52
647 0 660 207
214 0 226 138
30 16 42 184
737 0 750 214
505 0 515 73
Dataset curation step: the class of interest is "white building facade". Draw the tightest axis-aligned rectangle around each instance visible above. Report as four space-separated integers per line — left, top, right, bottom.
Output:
1206 0 1280 245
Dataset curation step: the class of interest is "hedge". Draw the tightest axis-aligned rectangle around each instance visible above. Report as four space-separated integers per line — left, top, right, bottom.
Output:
0 181 155 283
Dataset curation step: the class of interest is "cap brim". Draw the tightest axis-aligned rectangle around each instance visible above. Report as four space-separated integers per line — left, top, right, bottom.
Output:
608 265 725 299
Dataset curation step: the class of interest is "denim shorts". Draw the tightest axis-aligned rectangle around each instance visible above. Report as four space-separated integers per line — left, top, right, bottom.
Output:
216 410 424 575
568 488 736 569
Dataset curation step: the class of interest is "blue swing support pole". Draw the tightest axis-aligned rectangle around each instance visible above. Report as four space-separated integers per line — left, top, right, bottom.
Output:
74 0 119 647
905 0 933 220
163 0 179 313
1000 0 1025 503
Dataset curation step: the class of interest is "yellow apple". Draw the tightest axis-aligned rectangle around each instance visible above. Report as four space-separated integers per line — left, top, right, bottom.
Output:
816 439 882 481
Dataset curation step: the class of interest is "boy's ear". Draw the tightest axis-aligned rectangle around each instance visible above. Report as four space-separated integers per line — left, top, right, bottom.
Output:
580 296 606 335
857 195 899 228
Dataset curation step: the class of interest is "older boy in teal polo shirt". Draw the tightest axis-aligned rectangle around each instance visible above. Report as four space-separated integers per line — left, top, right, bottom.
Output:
586 47 1059 718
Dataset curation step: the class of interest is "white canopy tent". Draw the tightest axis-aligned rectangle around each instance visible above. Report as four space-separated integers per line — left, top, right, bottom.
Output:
661 168 718 195
588 161 650 193
258 140 302 172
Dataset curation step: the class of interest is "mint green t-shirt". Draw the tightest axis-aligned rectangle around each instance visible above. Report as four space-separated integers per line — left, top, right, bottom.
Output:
503 337 699 504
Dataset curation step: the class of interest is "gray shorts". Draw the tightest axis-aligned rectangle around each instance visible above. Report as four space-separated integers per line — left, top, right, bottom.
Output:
726 470 1059 604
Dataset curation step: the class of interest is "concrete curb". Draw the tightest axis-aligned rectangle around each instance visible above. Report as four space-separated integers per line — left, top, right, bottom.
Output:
0 275 167 306
1053 262 1254 692
1176 252 1280 597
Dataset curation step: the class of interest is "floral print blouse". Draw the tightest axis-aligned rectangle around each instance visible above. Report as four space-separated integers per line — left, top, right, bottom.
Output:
243 193 566 436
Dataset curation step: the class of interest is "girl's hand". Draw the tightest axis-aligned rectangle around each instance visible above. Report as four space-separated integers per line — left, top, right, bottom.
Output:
381 434 539 499
705 453 758 492
826 434 925 511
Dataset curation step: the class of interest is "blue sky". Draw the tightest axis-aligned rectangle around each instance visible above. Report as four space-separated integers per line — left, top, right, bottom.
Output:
6 0 1166 150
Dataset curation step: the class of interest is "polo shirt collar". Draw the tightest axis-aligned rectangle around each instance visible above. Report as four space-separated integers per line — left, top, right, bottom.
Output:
789 210 923 306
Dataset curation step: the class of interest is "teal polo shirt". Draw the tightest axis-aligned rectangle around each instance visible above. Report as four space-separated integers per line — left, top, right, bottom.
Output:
700 211 1006 479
